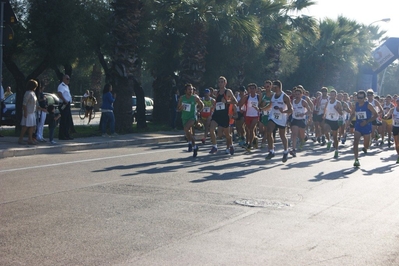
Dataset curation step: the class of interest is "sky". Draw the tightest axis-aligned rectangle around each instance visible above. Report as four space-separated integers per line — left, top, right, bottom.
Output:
299 0 399 38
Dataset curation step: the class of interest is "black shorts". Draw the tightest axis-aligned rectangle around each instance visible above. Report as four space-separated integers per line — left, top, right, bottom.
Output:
269 119 286 130
325 119 339 131
393 126 399 136
372 120 382 126
212 111 229 128
85 106 94 111
291 118 306 129
313 114 324 123
350 121 355 128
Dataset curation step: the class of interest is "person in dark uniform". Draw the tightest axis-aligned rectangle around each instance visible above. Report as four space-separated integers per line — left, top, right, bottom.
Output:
57 75 73 140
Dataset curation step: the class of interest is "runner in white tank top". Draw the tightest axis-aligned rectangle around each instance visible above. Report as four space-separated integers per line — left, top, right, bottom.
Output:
323 90 343 158
263 80 292 162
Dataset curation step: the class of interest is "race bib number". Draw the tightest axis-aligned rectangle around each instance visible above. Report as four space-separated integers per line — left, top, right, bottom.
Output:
262 110 270 116
329 113 335 119
182 103 191 112
295 112 303 117
356 111 367 120
215 102 225 110
250 101 258 108
274 113 280 120
202 107 211 113
86 101 92 107
394 119 399 126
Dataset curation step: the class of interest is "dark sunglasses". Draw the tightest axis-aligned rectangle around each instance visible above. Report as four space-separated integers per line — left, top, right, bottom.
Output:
357 97 365 99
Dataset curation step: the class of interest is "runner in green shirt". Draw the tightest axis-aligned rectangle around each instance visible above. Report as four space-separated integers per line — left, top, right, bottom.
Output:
178 83 204 157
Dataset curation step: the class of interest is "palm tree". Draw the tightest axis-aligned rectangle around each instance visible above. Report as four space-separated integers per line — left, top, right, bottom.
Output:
109 0 146 131
291 16 379 92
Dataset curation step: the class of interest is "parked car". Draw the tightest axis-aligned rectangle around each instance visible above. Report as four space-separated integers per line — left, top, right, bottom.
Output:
72 95 83 108
132 96 153 122
1 92 60 126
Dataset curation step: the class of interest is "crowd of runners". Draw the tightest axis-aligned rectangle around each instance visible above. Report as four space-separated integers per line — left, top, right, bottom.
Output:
177 76 399 167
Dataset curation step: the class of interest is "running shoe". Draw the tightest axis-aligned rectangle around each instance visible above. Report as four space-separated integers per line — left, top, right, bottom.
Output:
209 146 218 154
388 141 392 148
201 138 205 145
265 151 275 160
245 144 252 152
188 143 193 152
253 138 258 149
396 157 399 164
341 137 346 144
225 149 230 154
238 140 245 147
50 140 57 144
334 150 339 159
193 145 198 157
379 140 384 146
362 147 367 154
290 149 297 157
229 146 235 155
311 137 317 142
326 141 332 150
353 159 360 167
282 152 288 162
317 137 321 143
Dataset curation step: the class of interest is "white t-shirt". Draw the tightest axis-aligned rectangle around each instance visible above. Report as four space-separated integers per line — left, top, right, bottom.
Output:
57 82 72 103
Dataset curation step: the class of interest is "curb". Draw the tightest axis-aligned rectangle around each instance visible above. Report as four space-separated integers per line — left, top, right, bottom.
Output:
0 135 186 159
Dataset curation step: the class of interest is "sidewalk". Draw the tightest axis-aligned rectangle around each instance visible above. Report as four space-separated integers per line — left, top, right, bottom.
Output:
0 131 186 159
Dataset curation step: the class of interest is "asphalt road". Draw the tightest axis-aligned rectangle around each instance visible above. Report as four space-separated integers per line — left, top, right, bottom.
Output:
1 138 399 265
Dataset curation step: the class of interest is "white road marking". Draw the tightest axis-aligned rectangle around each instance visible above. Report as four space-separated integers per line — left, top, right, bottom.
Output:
0 149 179 173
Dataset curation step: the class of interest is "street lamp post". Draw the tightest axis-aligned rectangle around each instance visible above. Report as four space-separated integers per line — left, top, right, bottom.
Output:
369 18 391 26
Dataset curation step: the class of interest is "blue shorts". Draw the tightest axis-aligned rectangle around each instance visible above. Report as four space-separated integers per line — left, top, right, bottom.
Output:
355 123 372 136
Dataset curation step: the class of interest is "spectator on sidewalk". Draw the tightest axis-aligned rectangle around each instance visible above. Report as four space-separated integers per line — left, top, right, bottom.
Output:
35 84 48 142
4 86 13 98
170 88 179 130
101 84 117 137
47 104 61 144
0 80 4 137
18 79 39 145
57 75 74 140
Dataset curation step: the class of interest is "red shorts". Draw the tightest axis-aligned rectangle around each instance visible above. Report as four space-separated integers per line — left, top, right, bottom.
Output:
245 116 259 127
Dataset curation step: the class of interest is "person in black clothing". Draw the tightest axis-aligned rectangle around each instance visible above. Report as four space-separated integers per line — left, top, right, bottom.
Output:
170 88 179 130
57 75 73 140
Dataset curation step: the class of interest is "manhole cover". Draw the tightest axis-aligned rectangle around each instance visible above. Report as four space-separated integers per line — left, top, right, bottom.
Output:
234 199 291 208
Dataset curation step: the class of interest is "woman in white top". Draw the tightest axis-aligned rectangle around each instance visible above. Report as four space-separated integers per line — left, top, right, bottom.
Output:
18 80 39 145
